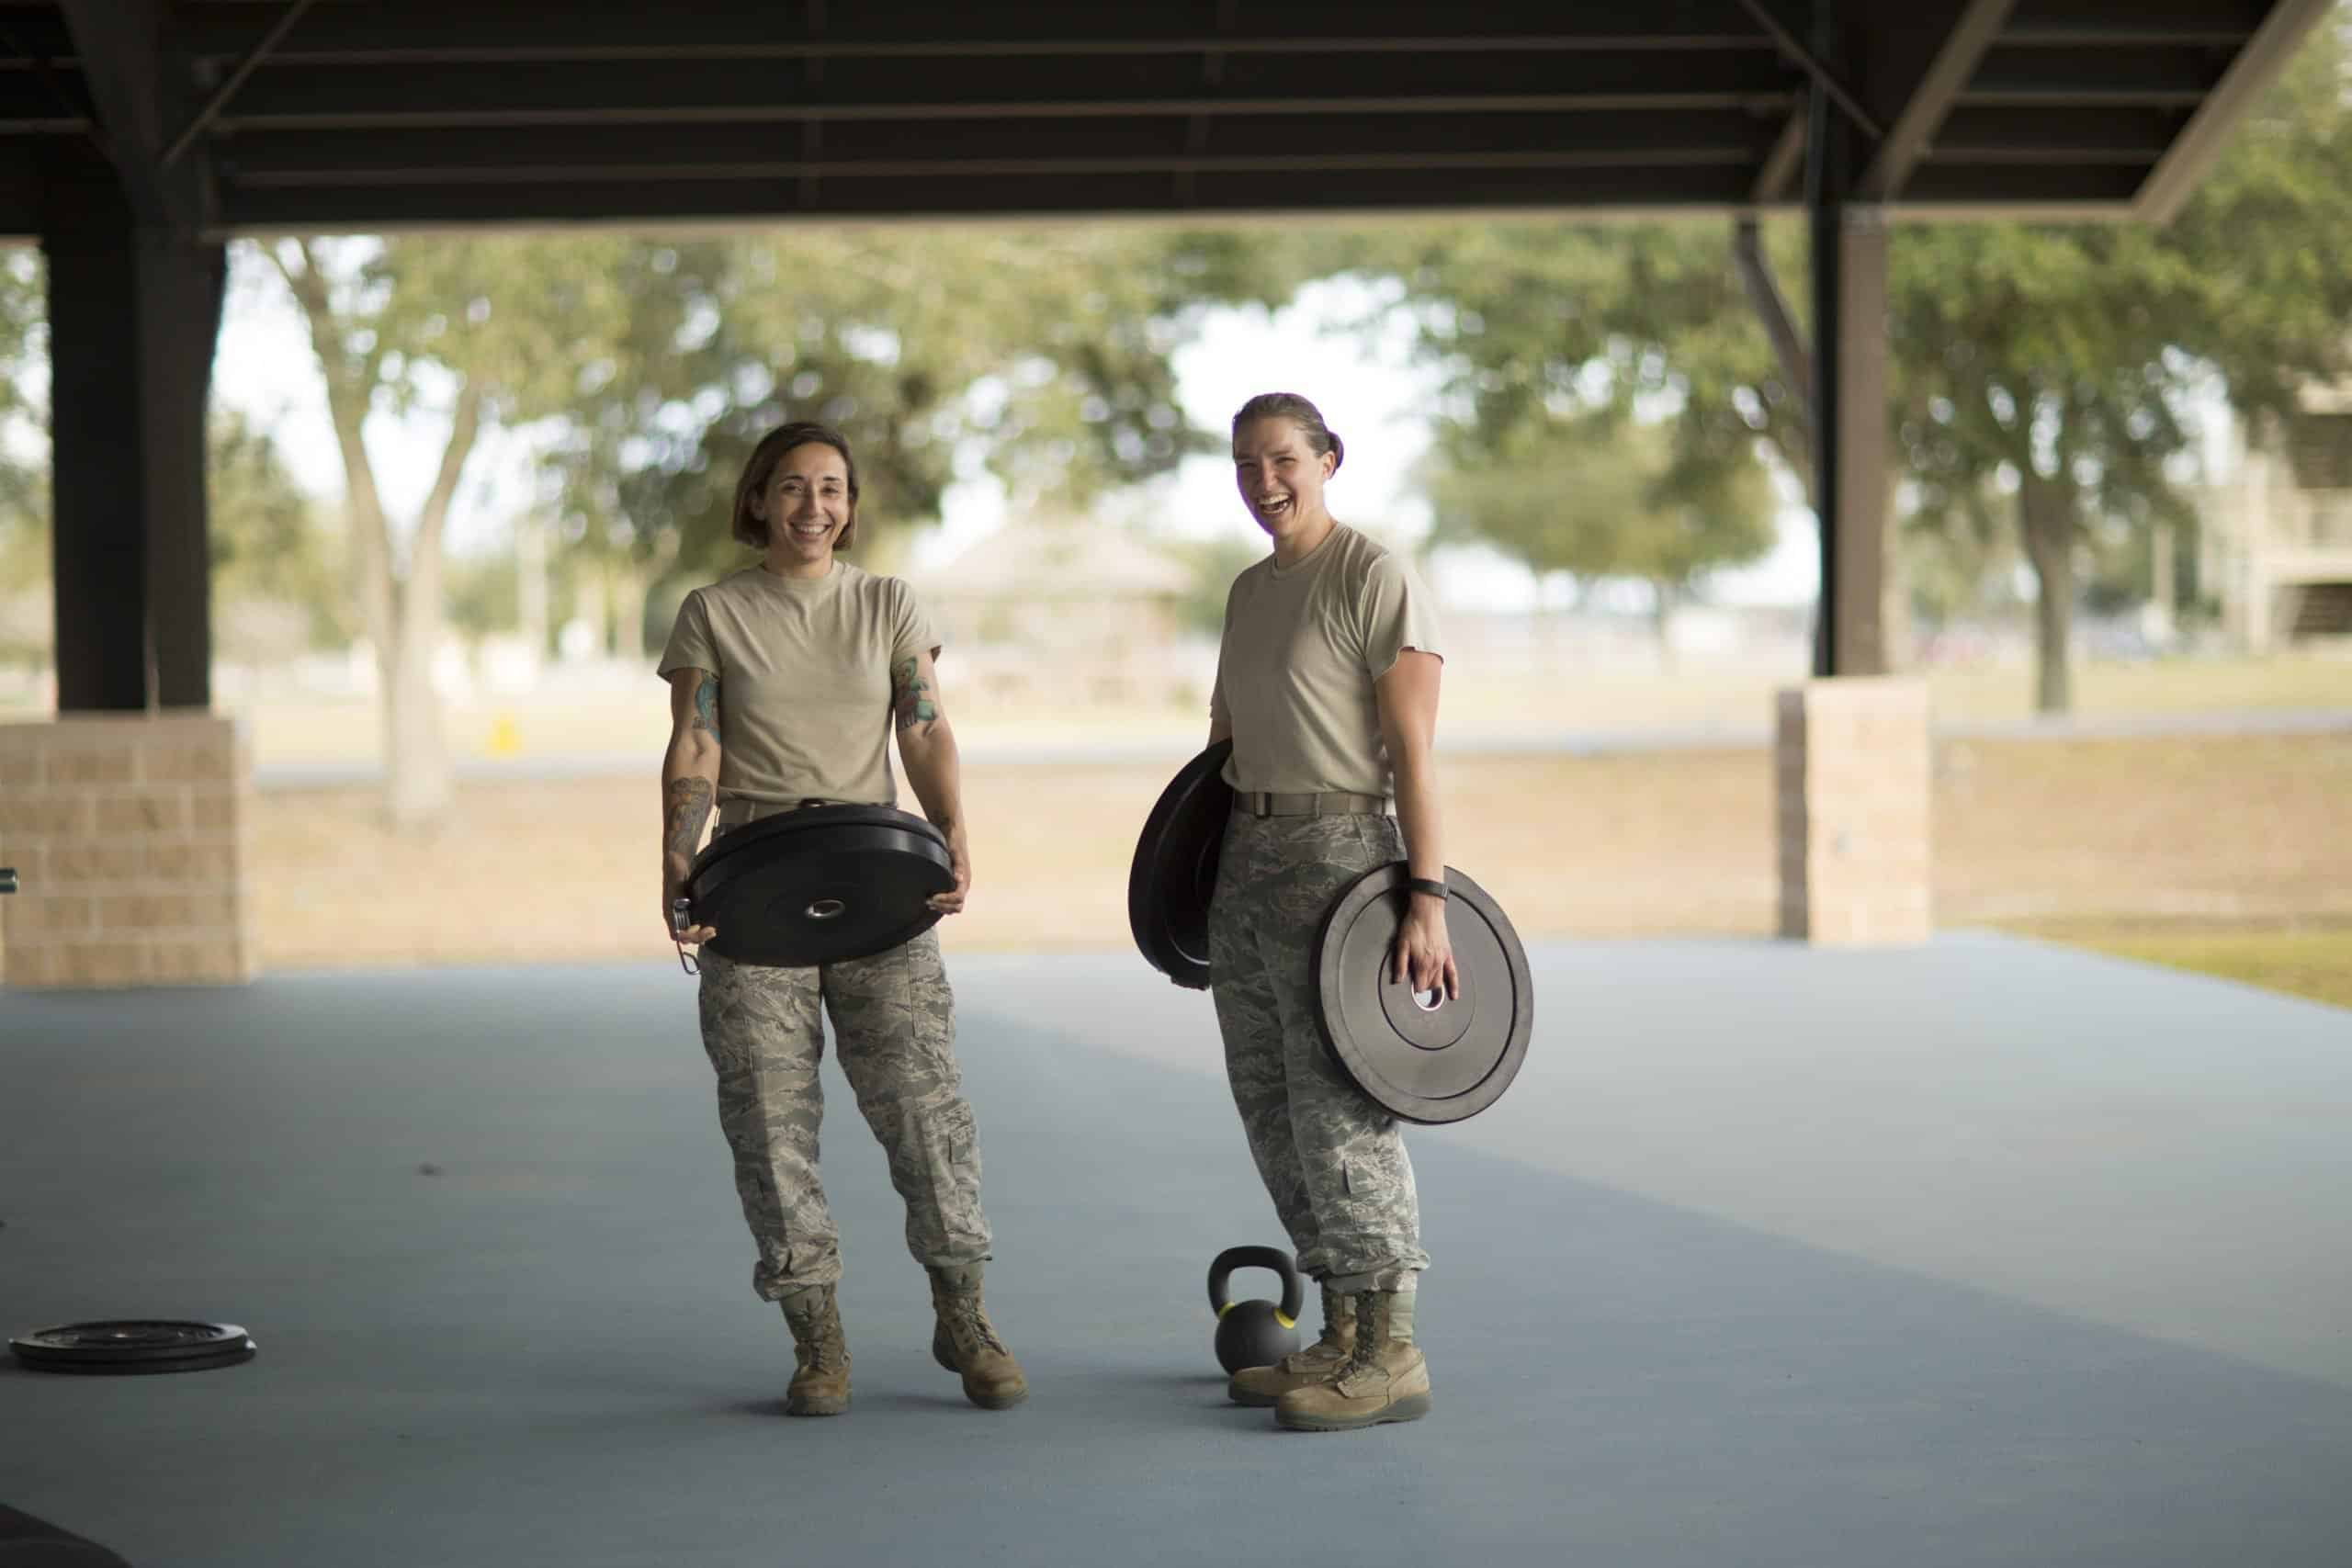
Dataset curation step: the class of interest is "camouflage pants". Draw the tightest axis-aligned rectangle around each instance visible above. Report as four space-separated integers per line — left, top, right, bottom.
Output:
1209 812 1429 1292
696 927 990 1301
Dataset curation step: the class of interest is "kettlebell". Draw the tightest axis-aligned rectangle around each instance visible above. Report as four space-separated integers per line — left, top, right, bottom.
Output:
1206 1245 1304 1374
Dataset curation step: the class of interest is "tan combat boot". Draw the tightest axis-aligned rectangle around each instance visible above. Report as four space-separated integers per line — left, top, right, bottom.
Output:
778 1283 851 1416
1227 1283 1357 1407
1274 1288 1431 1432
928 1264 1029 1410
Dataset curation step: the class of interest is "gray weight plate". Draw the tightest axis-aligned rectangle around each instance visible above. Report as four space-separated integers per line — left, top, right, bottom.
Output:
1311 864 1533 1124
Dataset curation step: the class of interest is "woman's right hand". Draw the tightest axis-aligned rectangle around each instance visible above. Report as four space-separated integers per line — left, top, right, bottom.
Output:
663 867 717 950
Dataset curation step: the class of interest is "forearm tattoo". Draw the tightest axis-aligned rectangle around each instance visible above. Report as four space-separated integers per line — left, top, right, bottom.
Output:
893 656 938 733
692 673 720 739
664 776 713 861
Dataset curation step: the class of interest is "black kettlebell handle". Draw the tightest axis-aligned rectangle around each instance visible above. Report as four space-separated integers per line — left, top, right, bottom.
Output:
1206 1246 1304 1324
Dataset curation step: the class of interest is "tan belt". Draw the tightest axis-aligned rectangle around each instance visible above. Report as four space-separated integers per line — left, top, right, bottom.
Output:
1237 790 1392 818
714 796 850 832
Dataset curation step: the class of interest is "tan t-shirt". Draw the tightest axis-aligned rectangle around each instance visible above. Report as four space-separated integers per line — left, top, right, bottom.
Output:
657 560 940 807
1209 524 1443 795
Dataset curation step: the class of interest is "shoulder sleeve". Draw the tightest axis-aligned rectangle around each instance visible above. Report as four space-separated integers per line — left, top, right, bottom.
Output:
1207 570 1249 725
655 588 718 680
888 578 944 665
1358 552 1444 680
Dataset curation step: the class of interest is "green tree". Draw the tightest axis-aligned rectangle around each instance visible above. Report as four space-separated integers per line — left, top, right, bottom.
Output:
259 232 678 827
541 228 1306 625
1421 404 1774 649
1317 11 2352 712
207 407 346 653
0 248 50 660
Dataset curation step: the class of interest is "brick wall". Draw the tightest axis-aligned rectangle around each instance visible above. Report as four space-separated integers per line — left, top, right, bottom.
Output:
1776 678 1932 946
0 714 257 987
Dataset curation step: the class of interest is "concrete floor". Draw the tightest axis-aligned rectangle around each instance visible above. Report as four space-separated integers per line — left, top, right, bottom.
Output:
2 935 2347 1567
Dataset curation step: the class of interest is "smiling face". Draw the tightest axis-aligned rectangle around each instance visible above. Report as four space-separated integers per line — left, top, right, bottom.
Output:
1232 416 1336 545
752 441 854 576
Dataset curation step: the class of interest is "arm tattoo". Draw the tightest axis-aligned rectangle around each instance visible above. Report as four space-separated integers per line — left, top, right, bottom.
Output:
664 777 713 860
692 673 720 739
892 656 938 733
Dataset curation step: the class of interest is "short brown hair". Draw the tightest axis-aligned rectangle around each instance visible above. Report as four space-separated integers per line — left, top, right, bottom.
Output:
1231 392 1344 474
731 421 861 552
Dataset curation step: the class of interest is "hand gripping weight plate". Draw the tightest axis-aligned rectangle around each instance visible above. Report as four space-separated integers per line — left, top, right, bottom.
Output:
1311 863 1533 1124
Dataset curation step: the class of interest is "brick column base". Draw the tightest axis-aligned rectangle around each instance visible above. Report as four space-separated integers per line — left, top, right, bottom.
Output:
0 713 257 987
1776 677 1932 947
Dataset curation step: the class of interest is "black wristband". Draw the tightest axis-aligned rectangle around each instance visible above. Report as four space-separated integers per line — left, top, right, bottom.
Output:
1408 876 1450 902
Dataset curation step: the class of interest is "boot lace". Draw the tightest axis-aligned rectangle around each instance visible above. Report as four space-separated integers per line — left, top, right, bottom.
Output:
788 1296 847 1373
1334 1292 1384 1380
944 1292 1007 1357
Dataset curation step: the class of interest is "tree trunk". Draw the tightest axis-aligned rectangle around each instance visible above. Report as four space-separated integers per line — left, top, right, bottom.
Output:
274 243 487 831
1648 580 1677 670
381 383 483 829
2018 472 2076 715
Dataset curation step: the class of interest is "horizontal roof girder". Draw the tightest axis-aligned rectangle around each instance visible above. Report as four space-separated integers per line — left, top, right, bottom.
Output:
209 50 1802 130
215 110 1790 186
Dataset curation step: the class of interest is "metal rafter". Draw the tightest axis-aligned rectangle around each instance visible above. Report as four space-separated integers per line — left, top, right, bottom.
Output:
159 0 317 169
0 0 2320 231
1859 0 2020 199
1729 0 1889 141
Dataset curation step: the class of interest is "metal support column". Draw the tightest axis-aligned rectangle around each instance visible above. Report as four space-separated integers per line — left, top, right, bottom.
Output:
1804 4 1890 679
40 141 225 711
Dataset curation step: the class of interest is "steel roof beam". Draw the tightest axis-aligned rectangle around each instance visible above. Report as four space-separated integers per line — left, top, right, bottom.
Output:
215 162 1764 232
175 1 1784 63
1858 0 2018 199
215 110 1787 184
2003 0 2269 46
211 49 1798 130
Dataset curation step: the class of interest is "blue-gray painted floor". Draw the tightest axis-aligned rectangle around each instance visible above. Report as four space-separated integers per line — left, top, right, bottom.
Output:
2 935 2347 1567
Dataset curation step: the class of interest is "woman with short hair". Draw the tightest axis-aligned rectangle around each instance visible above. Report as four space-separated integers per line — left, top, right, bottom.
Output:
658 420 1023 1417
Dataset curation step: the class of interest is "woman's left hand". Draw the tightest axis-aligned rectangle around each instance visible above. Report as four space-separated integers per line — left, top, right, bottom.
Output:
1391 895 1458 1000
928 818 971 915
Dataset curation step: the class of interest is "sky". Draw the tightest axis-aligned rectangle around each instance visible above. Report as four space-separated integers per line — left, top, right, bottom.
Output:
208 248 1825 614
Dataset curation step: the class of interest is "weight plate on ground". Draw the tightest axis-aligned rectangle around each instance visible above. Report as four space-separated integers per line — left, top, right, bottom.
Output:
1127 740 1234 990
10 1320 257 1375
1312 864 1533 1124
687 804 953 968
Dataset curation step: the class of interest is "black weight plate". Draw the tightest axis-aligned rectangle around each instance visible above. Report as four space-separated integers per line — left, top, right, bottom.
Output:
10 1320 258 1375
1311 864 1533 1125
1127 740 1234 990
689 810 953 968
688 803 929 880
15 1343 257 1376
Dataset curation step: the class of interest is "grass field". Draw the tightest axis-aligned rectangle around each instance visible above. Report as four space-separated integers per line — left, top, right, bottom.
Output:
231 730 2352 1011
1996 919 2352 1011
6 652 2346 1008
6 649 2344 767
